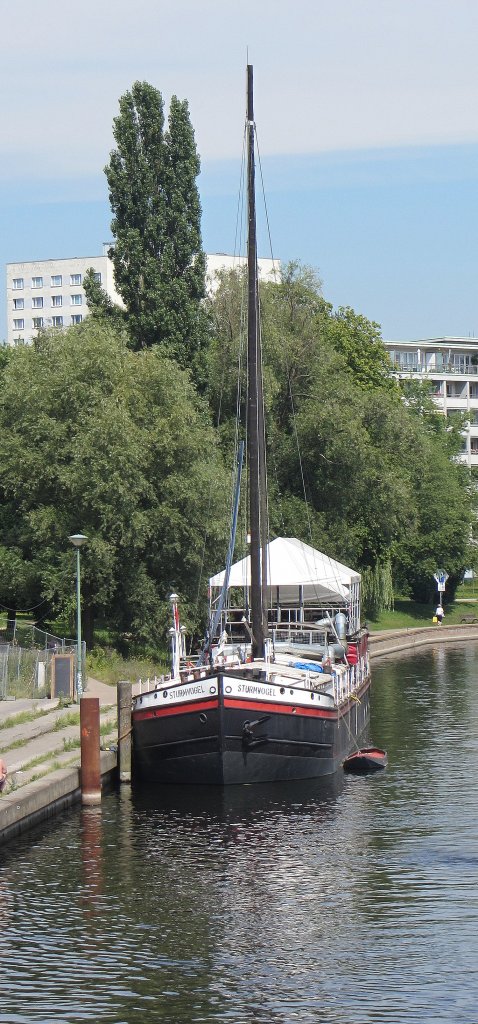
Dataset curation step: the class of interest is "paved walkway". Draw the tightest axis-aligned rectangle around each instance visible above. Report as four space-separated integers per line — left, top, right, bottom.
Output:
0 677 119 790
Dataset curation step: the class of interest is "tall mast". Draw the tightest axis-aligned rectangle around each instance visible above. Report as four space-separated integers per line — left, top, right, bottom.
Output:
246 64 267 658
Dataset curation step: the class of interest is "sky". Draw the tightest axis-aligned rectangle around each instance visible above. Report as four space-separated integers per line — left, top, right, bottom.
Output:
2 0 478 343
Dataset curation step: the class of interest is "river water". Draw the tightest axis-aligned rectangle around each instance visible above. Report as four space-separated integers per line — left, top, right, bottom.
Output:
1 644 478 1024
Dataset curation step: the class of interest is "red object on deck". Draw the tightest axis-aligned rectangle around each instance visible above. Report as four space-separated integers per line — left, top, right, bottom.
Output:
346 644 359 664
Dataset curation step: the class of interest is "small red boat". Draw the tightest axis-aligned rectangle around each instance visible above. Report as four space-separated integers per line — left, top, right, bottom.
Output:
343 747 387 773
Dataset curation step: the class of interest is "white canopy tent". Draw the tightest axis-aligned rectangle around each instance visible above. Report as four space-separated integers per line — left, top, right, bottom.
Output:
209 537 361 630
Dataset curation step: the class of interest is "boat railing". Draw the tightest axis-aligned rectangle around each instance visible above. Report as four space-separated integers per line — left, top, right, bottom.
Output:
271 625 328 647
136 675 166 695
334 659 365 706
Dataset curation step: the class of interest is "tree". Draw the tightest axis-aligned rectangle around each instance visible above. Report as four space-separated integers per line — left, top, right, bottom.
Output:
0 345 11 373
86 81 207 365
83 269 126 332
203 264 474 608
319 304 397 393
0 321 230 651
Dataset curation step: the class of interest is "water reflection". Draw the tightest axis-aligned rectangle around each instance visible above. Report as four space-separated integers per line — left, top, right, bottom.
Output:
1 644 478 1022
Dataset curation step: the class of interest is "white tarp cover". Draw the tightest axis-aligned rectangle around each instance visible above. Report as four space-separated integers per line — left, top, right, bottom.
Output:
209 537 360 604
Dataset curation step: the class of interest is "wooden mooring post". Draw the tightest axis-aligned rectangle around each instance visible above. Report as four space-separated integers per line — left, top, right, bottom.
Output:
80 697 101 805
117 680 132 783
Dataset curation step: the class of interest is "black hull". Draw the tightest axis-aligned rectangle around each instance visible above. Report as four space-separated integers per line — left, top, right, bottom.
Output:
132 677 370 786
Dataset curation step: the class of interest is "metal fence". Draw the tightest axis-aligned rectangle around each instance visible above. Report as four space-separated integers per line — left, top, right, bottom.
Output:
0 619 76 650
0 621 85 700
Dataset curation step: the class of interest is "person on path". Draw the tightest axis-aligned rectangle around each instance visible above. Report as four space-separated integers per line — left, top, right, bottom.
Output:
0 757 7 792
435 604 444 625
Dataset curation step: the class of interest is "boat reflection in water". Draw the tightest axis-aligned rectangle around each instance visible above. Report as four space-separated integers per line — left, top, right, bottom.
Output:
132 771 346 830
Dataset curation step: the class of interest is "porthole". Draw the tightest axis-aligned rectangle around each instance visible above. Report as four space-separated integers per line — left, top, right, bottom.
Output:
280 687 285 695
199 713 208 724
209 686 216 694
225 685 232 694
163 690 168 699
154 692 158 700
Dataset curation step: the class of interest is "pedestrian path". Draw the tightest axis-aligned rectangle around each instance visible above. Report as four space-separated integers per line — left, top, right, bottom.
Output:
0 677 118 791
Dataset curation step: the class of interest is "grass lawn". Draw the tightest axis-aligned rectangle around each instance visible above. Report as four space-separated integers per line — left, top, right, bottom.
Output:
368 594 478 631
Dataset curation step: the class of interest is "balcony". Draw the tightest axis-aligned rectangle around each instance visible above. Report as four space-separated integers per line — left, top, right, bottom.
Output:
445 397 468 409
392 363 478 376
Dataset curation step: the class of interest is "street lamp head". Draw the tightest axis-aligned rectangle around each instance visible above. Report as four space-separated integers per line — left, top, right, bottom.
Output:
69 533 88 548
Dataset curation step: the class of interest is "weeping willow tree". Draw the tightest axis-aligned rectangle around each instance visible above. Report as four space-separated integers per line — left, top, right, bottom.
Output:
362 559 394 620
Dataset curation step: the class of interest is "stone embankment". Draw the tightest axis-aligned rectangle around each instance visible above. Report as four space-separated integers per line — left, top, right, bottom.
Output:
369 622 478 660
0 677 118 845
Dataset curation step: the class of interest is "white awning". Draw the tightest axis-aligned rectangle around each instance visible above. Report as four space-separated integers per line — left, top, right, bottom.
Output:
209 537 360 604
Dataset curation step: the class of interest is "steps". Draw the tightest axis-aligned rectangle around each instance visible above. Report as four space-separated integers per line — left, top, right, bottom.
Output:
0 681 119 793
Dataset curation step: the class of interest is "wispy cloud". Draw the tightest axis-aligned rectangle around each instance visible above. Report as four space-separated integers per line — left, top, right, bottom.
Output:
2 0 478 181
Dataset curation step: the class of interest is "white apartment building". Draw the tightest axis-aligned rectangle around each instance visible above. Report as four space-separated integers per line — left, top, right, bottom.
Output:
5 251 279 348
384 337 478 467
6 255 121 347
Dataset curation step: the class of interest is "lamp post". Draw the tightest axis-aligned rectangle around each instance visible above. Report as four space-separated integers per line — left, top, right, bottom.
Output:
69 533 88 699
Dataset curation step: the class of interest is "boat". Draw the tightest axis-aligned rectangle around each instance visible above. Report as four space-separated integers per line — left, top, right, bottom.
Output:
131 65 371 785
343 748 387 773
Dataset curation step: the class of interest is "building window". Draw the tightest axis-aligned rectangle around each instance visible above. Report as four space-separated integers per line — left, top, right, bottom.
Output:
70 273 82 286
71 314 83 325
51 295 63 307
51 275 62 287
13 298 24 310
70 294 82 305
12 278 24 290
93 272 102 283
13 318 25 330
32 296 43 308
32 317 44 330
447 383 465 397
32 276 43 288
52 316 63 327
390 351 418 372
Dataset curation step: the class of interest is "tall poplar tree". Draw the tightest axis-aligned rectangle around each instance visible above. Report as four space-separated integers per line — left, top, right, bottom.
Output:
86 81 207 364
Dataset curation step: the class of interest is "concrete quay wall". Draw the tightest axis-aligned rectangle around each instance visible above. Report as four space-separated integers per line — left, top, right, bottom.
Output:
0 749 117 847
369 623 478 660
